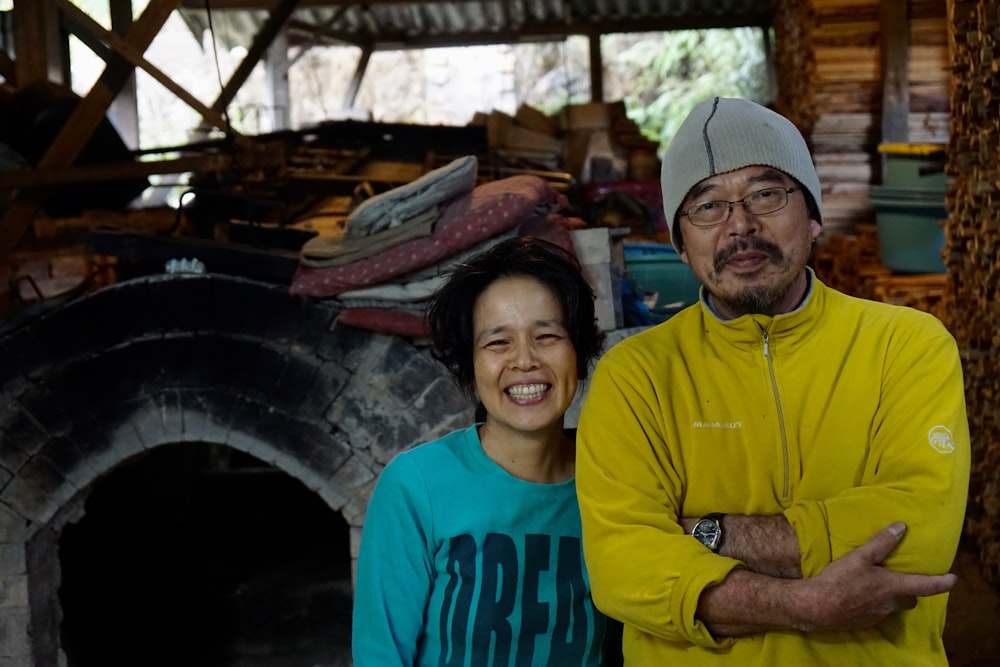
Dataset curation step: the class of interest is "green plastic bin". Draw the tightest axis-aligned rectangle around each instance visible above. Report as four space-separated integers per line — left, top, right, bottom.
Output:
623 243 701 308
869 185 946 274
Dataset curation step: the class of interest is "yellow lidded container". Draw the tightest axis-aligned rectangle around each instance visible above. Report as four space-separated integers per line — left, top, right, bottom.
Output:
876 143 946 190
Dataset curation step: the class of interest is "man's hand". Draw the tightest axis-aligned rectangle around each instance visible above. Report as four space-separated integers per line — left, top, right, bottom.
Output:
695 522 956 637
793 522 956 632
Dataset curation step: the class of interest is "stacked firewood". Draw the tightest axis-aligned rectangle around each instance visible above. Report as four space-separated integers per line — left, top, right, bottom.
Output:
811 225 952 327
870 272 950 325
811 224 889 300
772 0 819 135
948 0 1000 584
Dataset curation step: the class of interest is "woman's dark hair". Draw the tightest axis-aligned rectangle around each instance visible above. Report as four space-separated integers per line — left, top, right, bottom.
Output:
428 236 606 396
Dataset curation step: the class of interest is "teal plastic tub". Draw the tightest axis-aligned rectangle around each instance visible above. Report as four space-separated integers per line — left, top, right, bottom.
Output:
623 242 701 308
869 185 946 274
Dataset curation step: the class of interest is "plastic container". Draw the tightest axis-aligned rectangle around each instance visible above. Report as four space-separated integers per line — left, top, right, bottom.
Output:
869 185 946 273
623 242 701 308
878 143 947 191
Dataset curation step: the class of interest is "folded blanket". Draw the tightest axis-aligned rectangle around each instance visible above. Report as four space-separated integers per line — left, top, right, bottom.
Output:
344 154 478 239
328 215 582 338
299 207 438 267
337 307 431 338
389 228 520 283
337 275 448 303
290 174 568 298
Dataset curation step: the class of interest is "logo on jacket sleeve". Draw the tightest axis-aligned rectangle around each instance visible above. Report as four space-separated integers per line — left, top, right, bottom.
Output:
928 425 956 454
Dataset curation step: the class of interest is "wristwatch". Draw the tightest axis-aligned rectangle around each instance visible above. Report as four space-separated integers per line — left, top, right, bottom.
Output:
691 513 726 552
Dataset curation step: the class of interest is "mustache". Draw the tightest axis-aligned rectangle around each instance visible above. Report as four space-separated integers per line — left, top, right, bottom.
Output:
713 237 783 272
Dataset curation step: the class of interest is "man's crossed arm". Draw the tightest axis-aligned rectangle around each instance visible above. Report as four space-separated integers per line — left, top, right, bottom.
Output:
680 516 956 636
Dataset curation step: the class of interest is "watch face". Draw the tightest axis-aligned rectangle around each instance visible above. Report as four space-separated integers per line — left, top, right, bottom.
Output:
693 518 722 551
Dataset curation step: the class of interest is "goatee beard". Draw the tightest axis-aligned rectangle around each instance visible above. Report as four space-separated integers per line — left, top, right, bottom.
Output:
713 237 793 316
723 284 791 316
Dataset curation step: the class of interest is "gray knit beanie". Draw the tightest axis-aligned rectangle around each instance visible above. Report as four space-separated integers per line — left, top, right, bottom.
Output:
661 97 823 250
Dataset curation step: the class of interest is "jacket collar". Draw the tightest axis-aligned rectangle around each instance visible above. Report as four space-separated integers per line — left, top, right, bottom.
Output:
700 268 825 350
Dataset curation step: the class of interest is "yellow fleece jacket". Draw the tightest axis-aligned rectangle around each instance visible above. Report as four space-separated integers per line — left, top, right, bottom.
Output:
577 274 970 666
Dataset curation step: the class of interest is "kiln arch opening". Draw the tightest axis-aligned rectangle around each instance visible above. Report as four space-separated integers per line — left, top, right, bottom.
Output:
58 442 353 667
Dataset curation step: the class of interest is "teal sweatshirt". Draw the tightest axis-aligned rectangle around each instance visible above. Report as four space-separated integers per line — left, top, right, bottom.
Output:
353 425 606 666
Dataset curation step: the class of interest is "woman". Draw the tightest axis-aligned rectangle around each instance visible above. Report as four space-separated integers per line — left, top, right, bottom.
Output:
352 236 609 666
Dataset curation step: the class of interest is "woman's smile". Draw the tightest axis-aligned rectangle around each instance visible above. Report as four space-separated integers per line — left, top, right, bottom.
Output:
506 382 551 402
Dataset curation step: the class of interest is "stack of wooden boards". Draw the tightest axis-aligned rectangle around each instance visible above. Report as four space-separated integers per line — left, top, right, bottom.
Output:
771 0 949 239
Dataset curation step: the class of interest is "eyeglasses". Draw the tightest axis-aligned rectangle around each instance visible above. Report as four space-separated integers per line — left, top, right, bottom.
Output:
681 186 800 227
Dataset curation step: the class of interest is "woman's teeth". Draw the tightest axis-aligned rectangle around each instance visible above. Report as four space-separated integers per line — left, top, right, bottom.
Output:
507 384 548 399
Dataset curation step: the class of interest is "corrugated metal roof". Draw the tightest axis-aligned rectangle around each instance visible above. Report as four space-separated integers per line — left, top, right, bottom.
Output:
178 0 772 52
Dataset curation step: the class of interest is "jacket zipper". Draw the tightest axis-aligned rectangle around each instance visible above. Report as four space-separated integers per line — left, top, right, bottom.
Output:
760 326 790 499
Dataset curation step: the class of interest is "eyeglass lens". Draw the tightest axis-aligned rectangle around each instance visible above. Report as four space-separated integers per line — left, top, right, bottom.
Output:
687 187 791 226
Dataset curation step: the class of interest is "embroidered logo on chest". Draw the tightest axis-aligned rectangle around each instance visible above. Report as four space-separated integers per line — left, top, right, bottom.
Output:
692 421 743 430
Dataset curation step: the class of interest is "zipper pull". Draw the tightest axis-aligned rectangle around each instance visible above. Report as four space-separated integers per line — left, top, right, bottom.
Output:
762 330 770 358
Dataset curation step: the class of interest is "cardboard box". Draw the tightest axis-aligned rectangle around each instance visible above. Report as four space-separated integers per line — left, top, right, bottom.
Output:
514 104 560 137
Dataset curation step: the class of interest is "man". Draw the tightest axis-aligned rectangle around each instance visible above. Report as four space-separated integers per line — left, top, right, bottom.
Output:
576 96 970 665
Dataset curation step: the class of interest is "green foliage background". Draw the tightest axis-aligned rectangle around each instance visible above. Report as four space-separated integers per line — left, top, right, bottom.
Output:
513 29 771 154
612 29 772 151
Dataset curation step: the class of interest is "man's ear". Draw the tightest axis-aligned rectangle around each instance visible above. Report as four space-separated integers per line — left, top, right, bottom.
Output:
809 218 822 240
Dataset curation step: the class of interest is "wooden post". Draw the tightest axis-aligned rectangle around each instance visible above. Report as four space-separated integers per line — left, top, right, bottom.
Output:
879 0 910 179
265 27 291 132
588 33 603 103
109 0 140 149
13 0 65 86
344 46 372 110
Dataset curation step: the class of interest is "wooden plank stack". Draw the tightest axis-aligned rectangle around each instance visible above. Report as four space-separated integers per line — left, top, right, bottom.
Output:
772 0 950 240
947 0 1000 584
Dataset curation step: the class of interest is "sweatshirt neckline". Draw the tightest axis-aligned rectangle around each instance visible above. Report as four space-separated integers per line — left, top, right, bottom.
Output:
465 424 576 489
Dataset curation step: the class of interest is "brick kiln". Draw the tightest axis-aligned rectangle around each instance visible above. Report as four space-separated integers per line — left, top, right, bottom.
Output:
0 273 475 665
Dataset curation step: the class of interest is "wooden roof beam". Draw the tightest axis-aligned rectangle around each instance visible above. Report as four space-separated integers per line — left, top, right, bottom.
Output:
57 0 235 134
303 13 771 52
211 0 304 116
0 0 181 259
287 4 353 60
